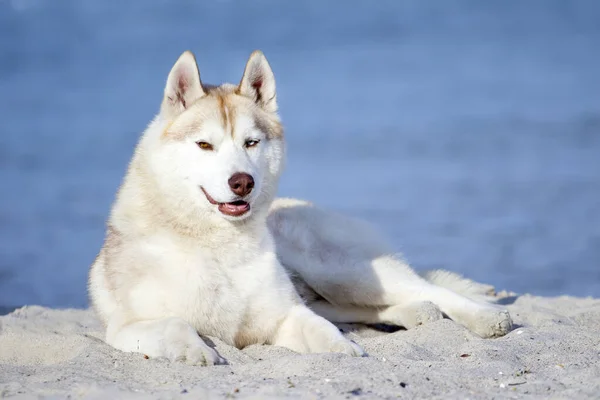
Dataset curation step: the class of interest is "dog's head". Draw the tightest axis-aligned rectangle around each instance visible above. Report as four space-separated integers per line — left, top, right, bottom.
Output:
145 51 285 223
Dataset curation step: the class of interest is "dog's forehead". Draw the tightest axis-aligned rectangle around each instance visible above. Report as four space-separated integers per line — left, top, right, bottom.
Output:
163 84 283 141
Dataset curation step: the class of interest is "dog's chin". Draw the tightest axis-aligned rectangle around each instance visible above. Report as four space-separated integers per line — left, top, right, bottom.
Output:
201 187 253 221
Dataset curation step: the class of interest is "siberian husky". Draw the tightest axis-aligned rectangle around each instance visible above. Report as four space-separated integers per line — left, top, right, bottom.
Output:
89 50 512 365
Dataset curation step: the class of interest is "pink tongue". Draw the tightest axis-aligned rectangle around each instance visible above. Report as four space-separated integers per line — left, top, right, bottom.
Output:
218 202 250 216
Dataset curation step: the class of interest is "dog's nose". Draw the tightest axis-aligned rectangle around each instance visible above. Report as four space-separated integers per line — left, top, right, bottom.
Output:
228 172 254 197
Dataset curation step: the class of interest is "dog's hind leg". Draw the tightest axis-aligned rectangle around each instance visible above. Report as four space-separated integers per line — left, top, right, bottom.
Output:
269 199 512 338
105 312 226 366
308 300 444 330
300 248 511 337
299 251 512 338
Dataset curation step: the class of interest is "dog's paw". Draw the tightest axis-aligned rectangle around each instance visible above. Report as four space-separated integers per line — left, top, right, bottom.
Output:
273 306 367 357
163 318 227 365
164 340 227 366
329 338 367 357
468 308 513 338
412 301 444 327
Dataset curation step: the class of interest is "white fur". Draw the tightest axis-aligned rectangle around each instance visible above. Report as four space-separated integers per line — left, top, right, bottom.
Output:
89 51 512 366
268 198 512 338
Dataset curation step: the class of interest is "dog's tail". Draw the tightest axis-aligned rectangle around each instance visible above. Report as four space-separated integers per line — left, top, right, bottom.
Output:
419 269 499 303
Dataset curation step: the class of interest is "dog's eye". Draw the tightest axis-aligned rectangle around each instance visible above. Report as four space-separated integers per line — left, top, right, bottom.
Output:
245 139 260 148
196 141 213 151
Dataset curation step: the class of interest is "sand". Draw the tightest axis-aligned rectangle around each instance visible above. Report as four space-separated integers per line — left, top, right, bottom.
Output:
1 294 599 399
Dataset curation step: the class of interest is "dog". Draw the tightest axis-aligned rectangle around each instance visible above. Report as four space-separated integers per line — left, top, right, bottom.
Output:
88 50 512 365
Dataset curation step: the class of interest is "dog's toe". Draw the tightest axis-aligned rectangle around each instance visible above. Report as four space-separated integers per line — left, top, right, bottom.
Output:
185 344 226 366
164 340 226 366
330 338 366 357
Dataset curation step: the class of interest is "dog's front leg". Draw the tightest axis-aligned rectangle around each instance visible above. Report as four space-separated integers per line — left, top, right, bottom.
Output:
106 314 226 366
270 305 365 356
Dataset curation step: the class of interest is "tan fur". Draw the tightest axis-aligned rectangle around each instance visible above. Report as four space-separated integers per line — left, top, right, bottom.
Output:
162 85 281 142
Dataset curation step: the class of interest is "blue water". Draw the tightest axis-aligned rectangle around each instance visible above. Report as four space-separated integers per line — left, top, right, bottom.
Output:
1 0 599 308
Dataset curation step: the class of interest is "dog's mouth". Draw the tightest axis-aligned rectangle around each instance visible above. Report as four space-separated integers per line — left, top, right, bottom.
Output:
201 187 251 217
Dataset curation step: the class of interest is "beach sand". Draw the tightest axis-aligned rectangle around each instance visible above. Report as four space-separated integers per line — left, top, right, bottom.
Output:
1 294 599 399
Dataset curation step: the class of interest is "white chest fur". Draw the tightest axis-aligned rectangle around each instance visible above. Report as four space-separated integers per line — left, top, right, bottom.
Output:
125 231 298 347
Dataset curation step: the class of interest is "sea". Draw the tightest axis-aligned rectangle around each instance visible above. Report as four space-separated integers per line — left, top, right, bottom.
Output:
1 0 599 309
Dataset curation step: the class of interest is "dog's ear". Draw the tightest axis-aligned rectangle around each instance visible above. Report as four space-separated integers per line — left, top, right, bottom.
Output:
237 51 277 113
161 51 205 118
